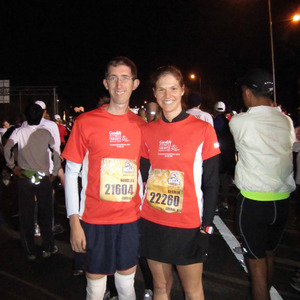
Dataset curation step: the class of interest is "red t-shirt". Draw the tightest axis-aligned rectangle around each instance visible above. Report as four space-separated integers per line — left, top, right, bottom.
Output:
56 123 68 145
141 115 220 229
62 105 146 225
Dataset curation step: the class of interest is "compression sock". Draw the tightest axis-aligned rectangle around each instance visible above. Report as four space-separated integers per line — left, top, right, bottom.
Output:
114 271 136 300
86 276 107 300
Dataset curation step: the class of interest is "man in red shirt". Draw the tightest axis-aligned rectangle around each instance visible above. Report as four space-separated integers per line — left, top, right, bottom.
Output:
62 57 145 300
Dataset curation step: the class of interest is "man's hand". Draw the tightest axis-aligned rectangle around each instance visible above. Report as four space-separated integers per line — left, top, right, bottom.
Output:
49 174 57 182
69 215 86 253
12 166 23 177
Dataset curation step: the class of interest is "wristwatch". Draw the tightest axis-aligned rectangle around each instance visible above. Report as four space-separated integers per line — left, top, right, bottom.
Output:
200 225 214 235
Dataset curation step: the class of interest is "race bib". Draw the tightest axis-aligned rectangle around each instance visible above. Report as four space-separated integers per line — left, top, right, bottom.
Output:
100 158 137 202
146 169 184 213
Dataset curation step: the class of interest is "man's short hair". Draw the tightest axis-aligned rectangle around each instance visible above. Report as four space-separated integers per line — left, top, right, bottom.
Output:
105 56 138 80
25 103 43 125
239 68 274 97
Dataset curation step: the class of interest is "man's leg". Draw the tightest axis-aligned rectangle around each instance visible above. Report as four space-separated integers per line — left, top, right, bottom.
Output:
86 272 107 300
246 257 271 300
36 177 55 252
18 178 36 257
147 259 173 300
115 265 137 300
266 250 275 290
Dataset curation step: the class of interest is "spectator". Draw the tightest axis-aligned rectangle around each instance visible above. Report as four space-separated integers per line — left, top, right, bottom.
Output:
4 103 61 261
213 101 236 212
145 101 161 123
54 114 68 152
186 92 214 126
229 68 295 300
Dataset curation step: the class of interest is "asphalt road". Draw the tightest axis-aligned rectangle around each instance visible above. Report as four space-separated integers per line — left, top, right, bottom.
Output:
0 182 300 300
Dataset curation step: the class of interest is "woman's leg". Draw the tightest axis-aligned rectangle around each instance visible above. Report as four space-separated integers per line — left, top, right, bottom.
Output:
147 259 173 300
177 263 204 300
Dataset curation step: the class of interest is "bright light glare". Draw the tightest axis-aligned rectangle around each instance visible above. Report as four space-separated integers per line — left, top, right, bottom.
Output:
190 74 196 80
293 14 300 22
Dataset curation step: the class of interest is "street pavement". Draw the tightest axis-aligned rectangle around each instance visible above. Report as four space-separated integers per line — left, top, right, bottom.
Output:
0 183 300 300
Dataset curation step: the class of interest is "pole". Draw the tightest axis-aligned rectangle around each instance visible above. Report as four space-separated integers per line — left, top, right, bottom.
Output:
268 0 276 105
53 87 56 115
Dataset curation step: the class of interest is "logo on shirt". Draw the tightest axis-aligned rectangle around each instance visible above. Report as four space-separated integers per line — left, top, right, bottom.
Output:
158 140 180 157
168 172 181 186
122 160 134 174
109 131 130 148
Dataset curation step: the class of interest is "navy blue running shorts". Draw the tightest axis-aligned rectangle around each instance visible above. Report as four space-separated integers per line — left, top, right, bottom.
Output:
236 193 289 259
140 218 209 265
76 220 140 275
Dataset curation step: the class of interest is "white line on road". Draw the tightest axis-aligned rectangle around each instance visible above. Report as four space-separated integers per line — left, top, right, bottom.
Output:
213 215 283 300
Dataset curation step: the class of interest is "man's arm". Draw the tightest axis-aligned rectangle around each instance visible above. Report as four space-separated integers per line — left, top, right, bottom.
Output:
65 160 86 253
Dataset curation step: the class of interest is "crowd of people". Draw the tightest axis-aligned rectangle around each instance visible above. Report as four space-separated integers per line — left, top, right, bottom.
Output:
0 56 300 300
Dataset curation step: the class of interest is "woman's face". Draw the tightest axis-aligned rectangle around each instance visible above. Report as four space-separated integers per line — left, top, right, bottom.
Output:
153 73 184 121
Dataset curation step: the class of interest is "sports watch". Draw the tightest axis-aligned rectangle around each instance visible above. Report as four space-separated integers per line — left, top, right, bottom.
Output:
200 225 214 235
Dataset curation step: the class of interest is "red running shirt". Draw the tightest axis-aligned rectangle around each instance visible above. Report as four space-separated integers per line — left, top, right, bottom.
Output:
141 115 220 229
62 105 145 225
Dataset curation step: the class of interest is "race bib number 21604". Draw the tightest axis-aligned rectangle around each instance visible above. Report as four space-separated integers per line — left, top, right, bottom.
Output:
100 158 137 202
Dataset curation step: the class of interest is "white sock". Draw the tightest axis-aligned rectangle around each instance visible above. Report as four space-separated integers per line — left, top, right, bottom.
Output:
114 271 136 300
86 276 107 300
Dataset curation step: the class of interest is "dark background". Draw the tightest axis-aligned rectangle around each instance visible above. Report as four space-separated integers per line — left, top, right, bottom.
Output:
0 0 299 118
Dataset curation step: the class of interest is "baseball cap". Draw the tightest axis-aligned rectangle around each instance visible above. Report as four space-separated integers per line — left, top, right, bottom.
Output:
214 101 226 112
238 68 274 95
54 114 61 121
35 100 46 110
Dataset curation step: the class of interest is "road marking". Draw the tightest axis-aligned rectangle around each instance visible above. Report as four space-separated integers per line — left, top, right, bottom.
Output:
213 215 283 300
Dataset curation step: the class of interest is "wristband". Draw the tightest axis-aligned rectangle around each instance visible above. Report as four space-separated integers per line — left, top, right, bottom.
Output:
200 225 214 235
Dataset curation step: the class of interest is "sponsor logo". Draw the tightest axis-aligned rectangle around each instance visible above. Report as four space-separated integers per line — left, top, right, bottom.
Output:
109 131 130 148
109 131 122 143
168 172 181 186
159 140 180 152
158 140 180 157
122 160 134 173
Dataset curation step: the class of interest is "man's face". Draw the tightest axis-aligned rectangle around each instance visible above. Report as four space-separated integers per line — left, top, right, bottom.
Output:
103 65 139 106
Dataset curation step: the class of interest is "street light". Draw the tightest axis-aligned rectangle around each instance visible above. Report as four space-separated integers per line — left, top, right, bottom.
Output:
268 1 300 105
292 14 300 22
189 73 202 94
56 99 60 115
267 0 277 104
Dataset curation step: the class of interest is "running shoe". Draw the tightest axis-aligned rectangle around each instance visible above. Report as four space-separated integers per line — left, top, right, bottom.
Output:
42 245 58 258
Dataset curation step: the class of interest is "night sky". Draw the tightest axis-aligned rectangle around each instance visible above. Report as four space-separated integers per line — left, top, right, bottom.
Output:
1 0 300 115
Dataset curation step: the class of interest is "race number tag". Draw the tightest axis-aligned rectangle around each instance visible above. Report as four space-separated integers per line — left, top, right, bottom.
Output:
146 169 184 213
100 158 137 202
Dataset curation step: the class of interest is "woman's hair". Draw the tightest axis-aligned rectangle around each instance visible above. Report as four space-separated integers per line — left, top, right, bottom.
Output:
150 65 184 88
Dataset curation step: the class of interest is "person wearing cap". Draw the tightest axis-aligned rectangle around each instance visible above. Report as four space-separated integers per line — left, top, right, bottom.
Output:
33 101 61 154
4 103 61 261
229 68 295 300
213 101 236 212
186 92 214 126
62 56 145 299
54 114 68 151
